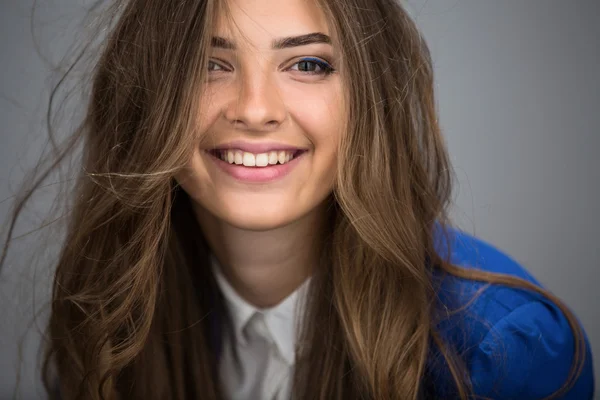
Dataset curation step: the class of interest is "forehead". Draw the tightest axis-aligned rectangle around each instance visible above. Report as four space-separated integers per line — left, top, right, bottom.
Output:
215 0 330 44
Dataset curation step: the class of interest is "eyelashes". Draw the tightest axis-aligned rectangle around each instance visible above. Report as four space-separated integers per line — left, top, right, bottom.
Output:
207 57 336 77
288 57 335 76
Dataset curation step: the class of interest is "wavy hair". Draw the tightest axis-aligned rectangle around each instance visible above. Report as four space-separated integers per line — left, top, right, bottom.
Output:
1 0 585 399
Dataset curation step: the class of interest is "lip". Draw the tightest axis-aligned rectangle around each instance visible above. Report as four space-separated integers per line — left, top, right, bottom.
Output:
205 149 307 183
207 140 308 154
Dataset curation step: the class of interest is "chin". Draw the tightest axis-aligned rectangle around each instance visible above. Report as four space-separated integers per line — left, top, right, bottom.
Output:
184 185 330 233
218 204 299 232
223 217 292 232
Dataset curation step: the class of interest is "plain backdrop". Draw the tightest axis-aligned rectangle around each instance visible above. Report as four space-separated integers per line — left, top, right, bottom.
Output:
1 0 598 398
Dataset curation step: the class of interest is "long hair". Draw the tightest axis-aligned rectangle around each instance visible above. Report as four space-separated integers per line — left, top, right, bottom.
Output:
1 0 585 399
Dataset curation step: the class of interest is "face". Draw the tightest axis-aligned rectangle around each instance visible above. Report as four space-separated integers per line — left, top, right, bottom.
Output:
175 0 344 231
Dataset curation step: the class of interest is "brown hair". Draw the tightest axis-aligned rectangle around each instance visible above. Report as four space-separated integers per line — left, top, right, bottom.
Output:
1 0 586 399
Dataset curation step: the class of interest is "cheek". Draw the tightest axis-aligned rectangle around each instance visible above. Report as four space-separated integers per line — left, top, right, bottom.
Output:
174 152 211 203
287 85 344 169
288 81 343 136
197 89 223 135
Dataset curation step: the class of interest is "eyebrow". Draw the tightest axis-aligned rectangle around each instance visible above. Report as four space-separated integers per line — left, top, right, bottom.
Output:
211 32 331 50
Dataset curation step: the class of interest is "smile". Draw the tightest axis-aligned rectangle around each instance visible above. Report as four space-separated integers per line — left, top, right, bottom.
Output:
209 149 302 167
206 149 307 183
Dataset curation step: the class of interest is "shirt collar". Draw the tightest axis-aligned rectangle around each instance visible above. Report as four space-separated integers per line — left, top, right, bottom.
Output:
211 256 310 365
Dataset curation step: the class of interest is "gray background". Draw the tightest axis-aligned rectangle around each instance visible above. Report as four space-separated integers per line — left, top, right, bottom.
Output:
1 0 598 398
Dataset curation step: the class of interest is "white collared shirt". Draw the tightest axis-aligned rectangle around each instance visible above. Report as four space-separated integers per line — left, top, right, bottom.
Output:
212 259 310 400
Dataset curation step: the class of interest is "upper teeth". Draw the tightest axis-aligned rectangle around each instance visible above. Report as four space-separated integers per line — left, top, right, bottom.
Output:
217 150 296 167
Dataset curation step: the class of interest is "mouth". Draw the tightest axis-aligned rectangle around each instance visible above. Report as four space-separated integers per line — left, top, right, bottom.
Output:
205 147 308 183
206 148 306 167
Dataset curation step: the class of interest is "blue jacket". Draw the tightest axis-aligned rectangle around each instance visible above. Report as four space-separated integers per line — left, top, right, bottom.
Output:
423 229 595 398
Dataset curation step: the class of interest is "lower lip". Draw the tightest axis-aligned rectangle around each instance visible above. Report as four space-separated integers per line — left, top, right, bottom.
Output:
206 151 306 183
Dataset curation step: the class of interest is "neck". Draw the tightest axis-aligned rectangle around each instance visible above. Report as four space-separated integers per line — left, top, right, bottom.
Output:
193 202 328 308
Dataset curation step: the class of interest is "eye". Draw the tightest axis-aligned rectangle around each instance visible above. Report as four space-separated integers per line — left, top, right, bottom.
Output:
208 61 223 71
289 57 335 76
207 59 231 73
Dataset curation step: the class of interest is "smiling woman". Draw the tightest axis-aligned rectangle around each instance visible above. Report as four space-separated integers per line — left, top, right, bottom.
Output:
1 0 595 399
179 4 343 236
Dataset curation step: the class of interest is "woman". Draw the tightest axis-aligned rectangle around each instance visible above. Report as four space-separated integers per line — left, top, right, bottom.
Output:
2 0 594 398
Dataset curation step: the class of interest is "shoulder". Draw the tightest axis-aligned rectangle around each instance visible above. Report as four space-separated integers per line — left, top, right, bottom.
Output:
428 228 595 399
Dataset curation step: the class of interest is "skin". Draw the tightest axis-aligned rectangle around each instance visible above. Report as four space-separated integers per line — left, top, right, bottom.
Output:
175 0 344 307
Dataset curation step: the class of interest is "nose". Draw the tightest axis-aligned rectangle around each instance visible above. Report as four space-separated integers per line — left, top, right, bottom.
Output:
223 68 287 131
